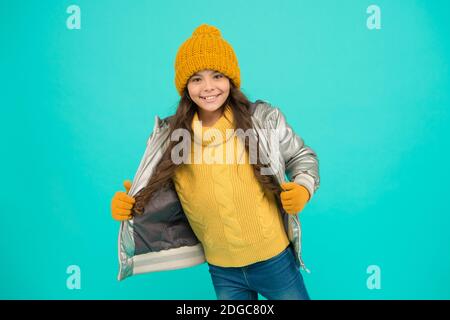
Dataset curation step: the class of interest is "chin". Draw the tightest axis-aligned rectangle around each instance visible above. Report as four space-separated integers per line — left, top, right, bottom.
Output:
202 103 223 111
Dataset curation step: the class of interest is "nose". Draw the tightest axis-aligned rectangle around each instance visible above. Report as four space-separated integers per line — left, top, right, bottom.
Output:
202 77 215 93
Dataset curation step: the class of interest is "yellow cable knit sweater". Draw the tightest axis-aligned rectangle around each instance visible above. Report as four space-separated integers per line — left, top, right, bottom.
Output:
172 104 290 267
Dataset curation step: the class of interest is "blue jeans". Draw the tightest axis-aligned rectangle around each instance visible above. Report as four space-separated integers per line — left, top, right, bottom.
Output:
207 244 310 300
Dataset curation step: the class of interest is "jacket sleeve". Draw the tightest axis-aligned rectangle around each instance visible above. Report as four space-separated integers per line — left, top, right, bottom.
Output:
273 107 320 200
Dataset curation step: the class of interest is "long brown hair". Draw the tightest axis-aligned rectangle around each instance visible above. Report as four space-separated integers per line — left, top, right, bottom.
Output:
132 82 283 215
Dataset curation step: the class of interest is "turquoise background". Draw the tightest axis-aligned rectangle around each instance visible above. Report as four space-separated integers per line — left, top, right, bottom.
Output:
1 0 449 299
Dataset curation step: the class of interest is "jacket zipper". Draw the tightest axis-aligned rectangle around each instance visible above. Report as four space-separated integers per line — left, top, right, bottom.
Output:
293 215 311 273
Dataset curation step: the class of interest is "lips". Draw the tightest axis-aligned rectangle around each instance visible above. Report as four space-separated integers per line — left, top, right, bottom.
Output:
200 93 221 102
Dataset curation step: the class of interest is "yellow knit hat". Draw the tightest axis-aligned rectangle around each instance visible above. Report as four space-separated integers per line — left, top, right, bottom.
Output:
174 24 241 96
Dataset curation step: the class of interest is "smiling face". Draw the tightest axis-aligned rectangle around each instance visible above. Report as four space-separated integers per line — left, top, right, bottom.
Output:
186 69 231 115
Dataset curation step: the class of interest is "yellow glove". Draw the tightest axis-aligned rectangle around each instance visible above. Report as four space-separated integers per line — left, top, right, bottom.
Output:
280 182 310 215
111 180 135 221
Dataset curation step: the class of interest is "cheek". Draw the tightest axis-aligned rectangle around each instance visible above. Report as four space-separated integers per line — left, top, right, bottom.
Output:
220 92 229 101
187 84 198 97
221 86 230 98
220 80 231 93
215 83 227 93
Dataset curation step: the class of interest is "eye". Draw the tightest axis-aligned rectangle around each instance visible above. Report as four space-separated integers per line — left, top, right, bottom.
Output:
191 78 200 82
214 74 223 79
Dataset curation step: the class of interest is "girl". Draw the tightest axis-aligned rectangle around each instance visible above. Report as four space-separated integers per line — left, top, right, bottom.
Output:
111 24 320 300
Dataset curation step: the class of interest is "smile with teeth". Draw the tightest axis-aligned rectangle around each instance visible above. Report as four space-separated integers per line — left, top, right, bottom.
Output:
200 94 221 101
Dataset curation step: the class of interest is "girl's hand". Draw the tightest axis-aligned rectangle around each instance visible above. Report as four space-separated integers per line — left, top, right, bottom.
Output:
280 182 310 215
111 180 135 221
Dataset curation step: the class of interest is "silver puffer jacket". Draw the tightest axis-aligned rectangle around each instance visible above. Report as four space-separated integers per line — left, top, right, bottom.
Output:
117 100 320 281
